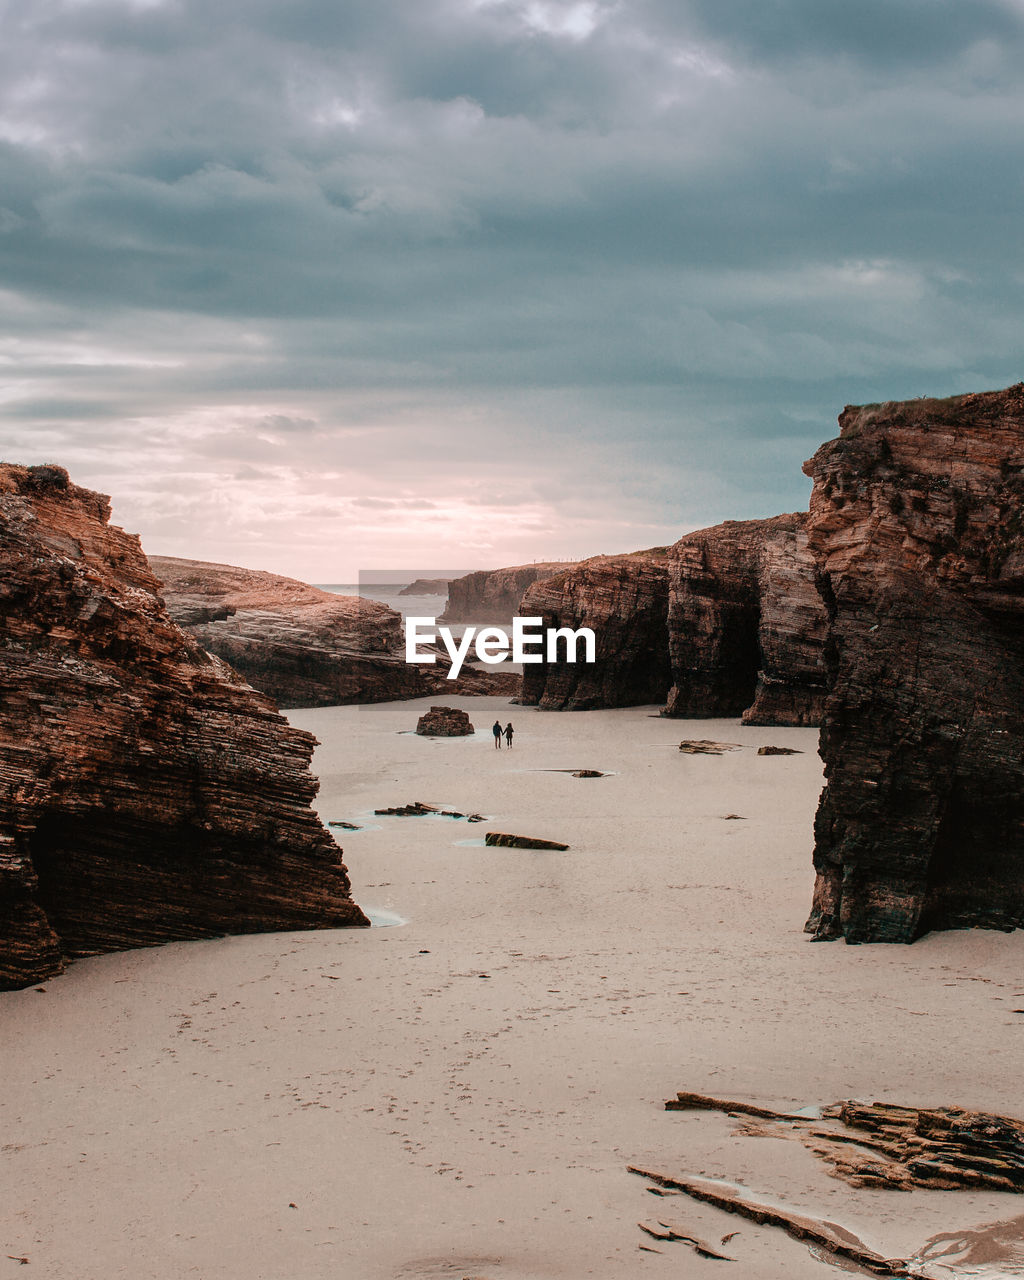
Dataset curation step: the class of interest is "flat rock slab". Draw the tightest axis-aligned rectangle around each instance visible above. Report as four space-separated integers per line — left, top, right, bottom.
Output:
484 832 570 850
757 745 803 755
678 740 741 754
664 1091 1024 1192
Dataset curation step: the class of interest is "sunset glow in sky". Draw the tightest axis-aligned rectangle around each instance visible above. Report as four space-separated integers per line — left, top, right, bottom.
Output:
3 0 1024 577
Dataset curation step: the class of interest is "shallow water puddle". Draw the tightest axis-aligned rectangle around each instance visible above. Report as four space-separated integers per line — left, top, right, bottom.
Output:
911 1212 1024 1277
363 908 408 928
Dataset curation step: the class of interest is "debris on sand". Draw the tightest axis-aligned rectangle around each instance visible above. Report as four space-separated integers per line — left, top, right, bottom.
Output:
638 1221 735 1260
629 1167 914 1277
664 1091 1024 1192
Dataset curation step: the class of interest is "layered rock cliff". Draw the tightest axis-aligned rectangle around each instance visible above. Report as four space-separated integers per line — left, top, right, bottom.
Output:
152 556 512 707
518 554 673 709
518 521 828 722
665 515 828 726
440 562 574 621
804 386 1024 943
0 465 368 991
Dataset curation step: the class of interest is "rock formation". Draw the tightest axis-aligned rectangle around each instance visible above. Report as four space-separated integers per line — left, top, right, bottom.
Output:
663 515 827 724
440 562 574 621
518 553 674 709
399 577 454 596
484 833 570 850
804 386 1024 943
152 556 512 708
0 464 369 991
518 521 828 722
415 706 474 736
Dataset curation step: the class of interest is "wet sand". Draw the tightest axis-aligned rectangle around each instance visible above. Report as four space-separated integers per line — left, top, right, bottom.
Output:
3 696 1023 1278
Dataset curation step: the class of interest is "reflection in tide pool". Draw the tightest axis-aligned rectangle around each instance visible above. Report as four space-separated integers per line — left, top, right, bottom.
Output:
913 1212 1024 1277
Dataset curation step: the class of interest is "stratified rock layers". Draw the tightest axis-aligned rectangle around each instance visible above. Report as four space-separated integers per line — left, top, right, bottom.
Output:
665 516 828 725
518 522 828 722
519 556 672 710
151 556 429 708
441 562 573 621
0 465 367 990
804 387 1024 943
152 556 510 707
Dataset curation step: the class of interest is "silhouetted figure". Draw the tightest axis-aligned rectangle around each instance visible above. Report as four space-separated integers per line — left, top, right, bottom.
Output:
504 722 514 748
492 720 503 749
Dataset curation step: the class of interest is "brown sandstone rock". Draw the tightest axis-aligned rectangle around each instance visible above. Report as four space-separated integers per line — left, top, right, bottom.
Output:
484 833 570 850
0 464 368 990
517 520 828 724
398 577 453 596
152 556 513 707
804 385 1024 943
665 515 828 724
518 553 673 709
415 706 474 736
440 562 574 621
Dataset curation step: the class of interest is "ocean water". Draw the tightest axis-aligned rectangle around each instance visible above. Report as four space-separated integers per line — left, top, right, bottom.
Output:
314 583 448 623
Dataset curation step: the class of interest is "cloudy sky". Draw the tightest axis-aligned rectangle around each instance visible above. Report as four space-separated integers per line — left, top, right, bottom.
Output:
2 0 1024 579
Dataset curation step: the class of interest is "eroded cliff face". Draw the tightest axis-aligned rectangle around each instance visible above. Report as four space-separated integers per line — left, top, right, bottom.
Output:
665 515 828 725
0 465 368 991
804 386 1024 943
440 562 573 621
518 521 828 722
518 555 673 710
152 556 510 706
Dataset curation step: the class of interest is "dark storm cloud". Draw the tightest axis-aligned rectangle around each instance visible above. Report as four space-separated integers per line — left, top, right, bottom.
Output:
665 0 1024 69
2 0 1023 573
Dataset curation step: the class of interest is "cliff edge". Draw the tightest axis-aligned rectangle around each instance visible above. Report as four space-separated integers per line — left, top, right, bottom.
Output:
152 556 513 706
0 465 368 991
804 386 1024 942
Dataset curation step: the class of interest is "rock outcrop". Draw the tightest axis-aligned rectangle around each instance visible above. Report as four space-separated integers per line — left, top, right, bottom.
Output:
484 833 570 850
440 562 574 621
804 386 1024 943
0 464 368 991
399 577 453 596
518 521 828 722
152 556 511 708
415 706 474 736
665 515 828 725
518 553 674 709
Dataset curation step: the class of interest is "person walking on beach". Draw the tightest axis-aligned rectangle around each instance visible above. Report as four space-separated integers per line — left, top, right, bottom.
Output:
492 719 503 749
504 722 514 749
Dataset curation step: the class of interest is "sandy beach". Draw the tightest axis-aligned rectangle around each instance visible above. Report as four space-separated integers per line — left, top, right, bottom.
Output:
3 696 1023 1279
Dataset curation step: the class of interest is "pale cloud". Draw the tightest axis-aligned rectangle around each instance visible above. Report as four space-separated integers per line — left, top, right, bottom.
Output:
1 0 1023 575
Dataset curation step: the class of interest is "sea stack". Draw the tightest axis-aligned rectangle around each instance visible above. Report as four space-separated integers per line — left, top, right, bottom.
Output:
0 464 368 991
517 519 828 723
804 386 1024 942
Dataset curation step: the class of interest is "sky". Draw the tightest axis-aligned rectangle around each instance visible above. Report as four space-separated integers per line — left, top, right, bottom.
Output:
2 0 1024 579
